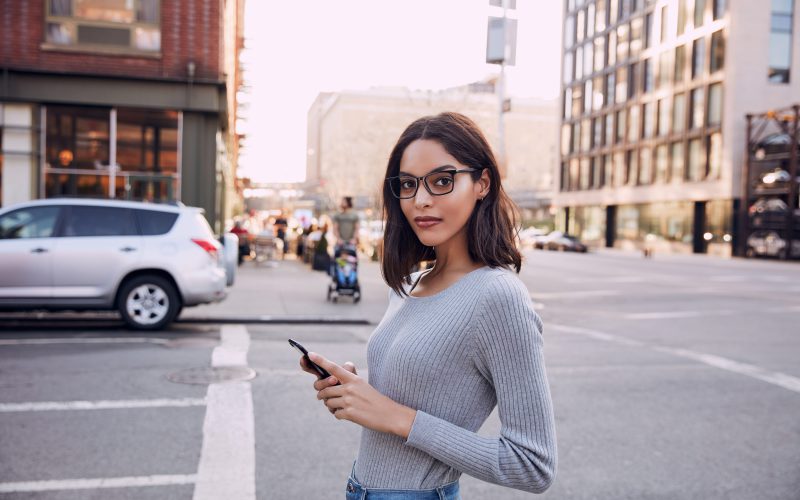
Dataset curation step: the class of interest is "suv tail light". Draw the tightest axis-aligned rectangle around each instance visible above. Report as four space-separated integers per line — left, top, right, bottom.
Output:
192 239 219 262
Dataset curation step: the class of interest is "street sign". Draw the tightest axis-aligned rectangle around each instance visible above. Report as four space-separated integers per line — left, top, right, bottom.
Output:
486 17 517 65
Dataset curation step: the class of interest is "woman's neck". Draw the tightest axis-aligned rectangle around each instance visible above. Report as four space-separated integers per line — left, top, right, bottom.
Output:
427 227 482 279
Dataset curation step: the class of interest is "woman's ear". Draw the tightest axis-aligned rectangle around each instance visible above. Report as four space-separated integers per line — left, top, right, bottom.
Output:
478 169 491 198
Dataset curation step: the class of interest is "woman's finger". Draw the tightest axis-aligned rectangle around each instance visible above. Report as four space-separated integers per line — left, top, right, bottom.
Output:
313 376 339 391
343 361 357 375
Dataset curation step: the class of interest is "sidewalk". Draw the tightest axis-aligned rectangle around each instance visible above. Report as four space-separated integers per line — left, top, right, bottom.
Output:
180 255 390 325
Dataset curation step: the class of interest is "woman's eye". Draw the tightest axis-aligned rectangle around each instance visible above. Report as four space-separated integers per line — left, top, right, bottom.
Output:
434 177 452 186
400 180 415 189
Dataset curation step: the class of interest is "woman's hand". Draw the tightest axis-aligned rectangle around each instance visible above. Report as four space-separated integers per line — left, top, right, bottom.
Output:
299 355 356 410
306 352 417 439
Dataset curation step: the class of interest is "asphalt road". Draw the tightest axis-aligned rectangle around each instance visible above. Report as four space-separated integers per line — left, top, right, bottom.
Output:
1 250 799 499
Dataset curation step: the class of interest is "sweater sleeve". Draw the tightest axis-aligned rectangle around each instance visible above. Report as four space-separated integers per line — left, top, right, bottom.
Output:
403 273 557 493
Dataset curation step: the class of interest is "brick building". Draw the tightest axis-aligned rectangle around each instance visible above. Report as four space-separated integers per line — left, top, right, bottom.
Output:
0 0 245 231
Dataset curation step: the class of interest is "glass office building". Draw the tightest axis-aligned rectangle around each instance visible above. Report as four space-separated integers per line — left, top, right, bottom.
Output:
556 0 799 255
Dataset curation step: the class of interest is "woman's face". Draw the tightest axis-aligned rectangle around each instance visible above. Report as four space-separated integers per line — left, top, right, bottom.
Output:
398 139 489 248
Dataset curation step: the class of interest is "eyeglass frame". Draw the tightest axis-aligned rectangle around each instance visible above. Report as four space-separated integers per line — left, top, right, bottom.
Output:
385 166 486 199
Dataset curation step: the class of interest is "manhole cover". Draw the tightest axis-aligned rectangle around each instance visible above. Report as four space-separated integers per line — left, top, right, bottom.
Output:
167 366 257 385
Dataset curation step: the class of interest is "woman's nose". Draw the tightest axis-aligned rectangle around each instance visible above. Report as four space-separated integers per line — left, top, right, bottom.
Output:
413 185 433 208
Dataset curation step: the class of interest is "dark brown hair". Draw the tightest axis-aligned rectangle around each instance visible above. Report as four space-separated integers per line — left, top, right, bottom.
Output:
380 112 522 297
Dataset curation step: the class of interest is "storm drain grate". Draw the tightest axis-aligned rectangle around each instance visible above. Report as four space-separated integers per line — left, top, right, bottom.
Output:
167 366 257 385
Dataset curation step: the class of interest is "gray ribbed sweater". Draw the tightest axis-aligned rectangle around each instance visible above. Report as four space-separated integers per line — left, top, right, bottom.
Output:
354 265 557 493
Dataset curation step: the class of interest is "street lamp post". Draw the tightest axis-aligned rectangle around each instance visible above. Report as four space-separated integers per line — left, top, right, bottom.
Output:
486 0 517 179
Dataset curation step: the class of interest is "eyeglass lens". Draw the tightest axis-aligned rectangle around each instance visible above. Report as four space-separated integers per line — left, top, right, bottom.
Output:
391 171 455 198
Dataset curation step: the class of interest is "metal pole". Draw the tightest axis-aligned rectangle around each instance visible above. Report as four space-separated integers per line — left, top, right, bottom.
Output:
784 104 800 260
739 114 752 258
497 0 508 178
109 108 117 199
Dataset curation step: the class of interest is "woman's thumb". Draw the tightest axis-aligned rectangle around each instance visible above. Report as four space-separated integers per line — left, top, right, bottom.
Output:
343 361 357 375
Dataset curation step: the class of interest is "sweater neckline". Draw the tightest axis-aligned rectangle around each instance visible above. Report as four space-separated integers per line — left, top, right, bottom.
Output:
406 265 491 301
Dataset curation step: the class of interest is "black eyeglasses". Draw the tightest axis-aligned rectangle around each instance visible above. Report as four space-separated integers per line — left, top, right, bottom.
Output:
386 167 484 199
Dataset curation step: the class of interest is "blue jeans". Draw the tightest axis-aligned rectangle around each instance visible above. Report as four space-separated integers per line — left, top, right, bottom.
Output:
346 461 460 500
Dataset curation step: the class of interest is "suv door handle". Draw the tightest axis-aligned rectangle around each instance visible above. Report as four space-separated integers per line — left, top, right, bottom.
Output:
30 247 48 254
120 247 137 252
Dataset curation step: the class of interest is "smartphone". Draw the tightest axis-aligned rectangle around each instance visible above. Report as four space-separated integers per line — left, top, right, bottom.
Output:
288 338 340 385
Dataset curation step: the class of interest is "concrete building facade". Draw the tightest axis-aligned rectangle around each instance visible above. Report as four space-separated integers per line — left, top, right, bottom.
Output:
556 0 800 255
306 85 558 225
0 0 245 232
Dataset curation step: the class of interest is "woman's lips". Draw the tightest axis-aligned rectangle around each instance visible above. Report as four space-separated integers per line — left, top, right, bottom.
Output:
415 219 442 229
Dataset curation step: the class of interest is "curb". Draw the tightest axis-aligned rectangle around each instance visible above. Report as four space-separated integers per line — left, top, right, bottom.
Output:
177 316 372 325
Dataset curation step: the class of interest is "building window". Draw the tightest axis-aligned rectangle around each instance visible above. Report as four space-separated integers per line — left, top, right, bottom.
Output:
630 16 643 57
560 162 568 192
593 156 604 188
580 158 591 190
608 30 617 66
690 87 704 129
639 146 653 185
645 12 654 48
604 153 613 186
616 110 627 143
116 108 179 201
605 113 615 145
687 137 706 181
570 159 580 191
561 124 572 156
616 66 628 103
584 41 594 77
613 151 625 187
628 62 640 98
593 117 604 147
708 132 722 179
572 122 581 153
593 76 605 111
692 37 706 79
565 14 576 49
674 44 686 83
563 88 572 120
655 144 669 183
769 0 794 83
585 80 594 115
643 102 654 137
581 119 592 152
575 46 584 80
694 0 706 27
606 72 616 107
628 105 640 141
710 30 725 73
596 0 607 32
657 98 670 136
677 0 688 35
594 36 606 72
564 51 575 84
626 149 638 185
673 93 686 132
577 9 586 44
713 0 727 20
671 141 685 181
658 50 671 88
643 58 654 93
587 3 596 37
617 23 630 62
708 83 723 126
45 0 160 53
660 6 669 42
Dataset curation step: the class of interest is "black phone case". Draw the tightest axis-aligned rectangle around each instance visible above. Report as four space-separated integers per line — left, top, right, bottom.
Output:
288 338 338 383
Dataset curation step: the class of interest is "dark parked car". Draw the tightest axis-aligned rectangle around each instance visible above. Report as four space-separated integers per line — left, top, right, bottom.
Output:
537 231 589 252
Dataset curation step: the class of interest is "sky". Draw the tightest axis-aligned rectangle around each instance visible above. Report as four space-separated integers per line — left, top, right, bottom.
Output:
236 0 564 184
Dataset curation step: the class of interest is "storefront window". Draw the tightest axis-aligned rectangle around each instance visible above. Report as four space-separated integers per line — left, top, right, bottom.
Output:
705 199 732 244
616 202 694 245
573 205 605 243
44 105 179 202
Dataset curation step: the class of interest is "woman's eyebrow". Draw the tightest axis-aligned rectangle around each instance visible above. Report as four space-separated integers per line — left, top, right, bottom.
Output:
398 165 456 176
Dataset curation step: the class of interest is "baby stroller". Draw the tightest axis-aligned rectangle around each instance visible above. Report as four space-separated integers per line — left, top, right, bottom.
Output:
327 243 361 303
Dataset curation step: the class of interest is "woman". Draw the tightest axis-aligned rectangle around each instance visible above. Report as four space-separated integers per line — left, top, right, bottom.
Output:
300 112 557 499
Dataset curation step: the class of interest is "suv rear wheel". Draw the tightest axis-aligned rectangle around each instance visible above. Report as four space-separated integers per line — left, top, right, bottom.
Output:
118 275 181 330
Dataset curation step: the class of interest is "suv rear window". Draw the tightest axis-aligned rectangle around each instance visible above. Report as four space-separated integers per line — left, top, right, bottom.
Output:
135 209 179 235
62 206 137 237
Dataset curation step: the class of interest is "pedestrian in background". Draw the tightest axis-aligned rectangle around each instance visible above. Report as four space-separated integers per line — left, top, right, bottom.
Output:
299 112 557 498
331 196 360 274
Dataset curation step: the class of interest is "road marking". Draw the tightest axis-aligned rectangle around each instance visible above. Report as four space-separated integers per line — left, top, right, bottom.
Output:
0 474 197 493
0 398 206 413
193 324 256 500
532 290 621 299
0 337 169 346
550 323 800 394
624 309 734 320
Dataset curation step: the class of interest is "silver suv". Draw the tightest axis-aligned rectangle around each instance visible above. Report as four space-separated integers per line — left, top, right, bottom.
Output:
0 198 227 330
